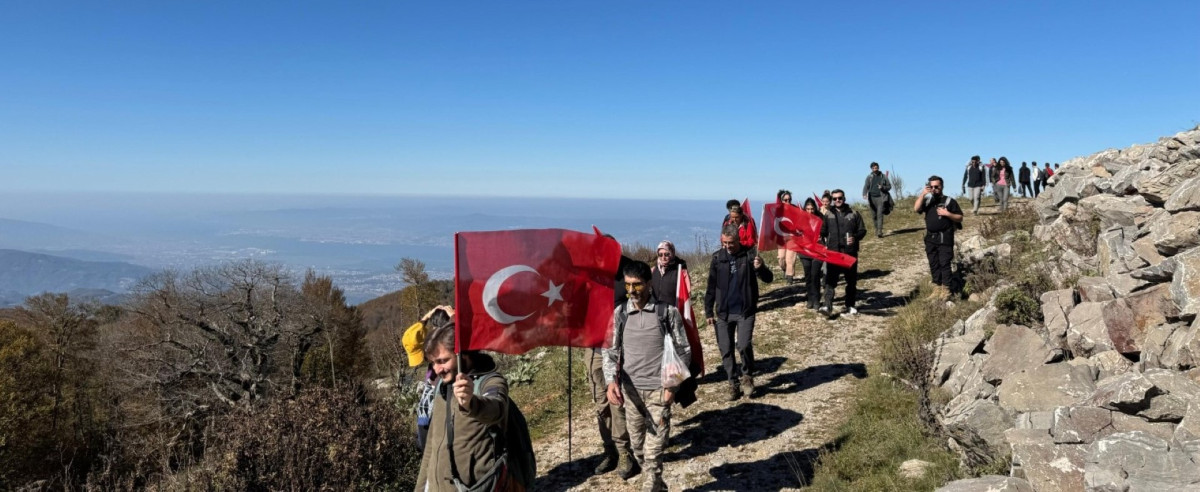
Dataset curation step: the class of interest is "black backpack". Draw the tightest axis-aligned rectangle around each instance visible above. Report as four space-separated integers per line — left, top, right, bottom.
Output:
444 372 536 491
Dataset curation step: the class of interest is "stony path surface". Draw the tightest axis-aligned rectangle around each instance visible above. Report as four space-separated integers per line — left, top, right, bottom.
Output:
533 213 946 491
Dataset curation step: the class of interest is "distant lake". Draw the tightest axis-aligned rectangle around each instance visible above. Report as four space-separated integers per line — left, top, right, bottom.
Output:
0 192 743 303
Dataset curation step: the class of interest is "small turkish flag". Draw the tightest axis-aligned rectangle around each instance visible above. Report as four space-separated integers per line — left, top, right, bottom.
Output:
454 229 621 354
758 202 817 252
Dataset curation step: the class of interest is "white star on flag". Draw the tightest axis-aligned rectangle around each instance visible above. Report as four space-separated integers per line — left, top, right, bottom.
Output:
541 281 564 306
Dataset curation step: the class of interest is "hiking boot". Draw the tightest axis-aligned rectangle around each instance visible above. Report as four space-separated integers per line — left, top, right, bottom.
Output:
641 472 665 492
616 451 640 480
594 445 618 474
740 375 755 398
727 381 743 401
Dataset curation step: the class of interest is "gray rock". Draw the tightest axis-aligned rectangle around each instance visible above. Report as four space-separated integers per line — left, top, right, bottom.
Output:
982 325 1053 384
1165 175 1200 213
945 399 1012 454
964 304 998 337
1097 227 1149 277
1132 235 1166 267
1170 248 1200 319
1052 405 1113 444
1105 271 1151 298
1142 321 1196 370
1101 299 1144 355
998 363 1097 412
1137 156 1200 205
1088 350 1136 379
1067 302 1116 357
1139 369 1200 422
943 354 993 401
1005 428 1087 492
1149 210 1200 256
933 328 988 386
1014 410 1055 431
1174 400 1200 442
934 476 1035 492
1085 431 1200 491
1081 194 1154 230
1107 161 1145 196
1042 289 1077 351
1088 371 1159 414
1131 256 1176 282
1035 204 1098 257
1109 413 1177 441
898 458 935 480
1077 276 1116 302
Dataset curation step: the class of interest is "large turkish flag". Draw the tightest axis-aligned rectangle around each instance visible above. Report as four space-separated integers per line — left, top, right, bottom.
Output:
759 202 856 268
454 229 622 354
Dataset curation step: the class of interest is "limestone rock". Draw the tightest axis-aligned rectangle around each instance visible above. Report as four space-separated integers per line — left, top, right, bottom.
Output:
1109 413 1177 441
1084 431 1200 491
1165 175 1200 212
998 363 1097 412
964 304 997 338
933 329 987 388
1014 410 1055 431
898 459 935 480
981 325 1052 384
1101 298 1144 355
1051 405 1113 444
934 476 1034 492
1174 400 1200 442
1149 210 1200 256
1080 193 1154 230
1087 350 1135 379
1140 368 1200 422
1076 276 1115 302
1142 321 1196 370
1131 255 1176 283
1041 289 1076 351
943 354 994 402
1170 248 1200 319
1088 371 1159 414
1097 226 1149 277
1137 156 1200 205
944 399 1012 457
1066 302 1115 357
1005 429 1086 492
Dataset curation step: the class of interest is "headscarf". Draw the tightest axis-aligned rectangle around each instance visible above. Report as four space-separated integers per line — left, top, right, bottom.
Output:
656 240 676 270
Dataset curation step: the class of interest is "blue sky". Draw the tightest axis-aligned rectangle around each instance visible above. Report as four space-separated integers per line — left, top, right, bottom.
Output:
2 1 1197 201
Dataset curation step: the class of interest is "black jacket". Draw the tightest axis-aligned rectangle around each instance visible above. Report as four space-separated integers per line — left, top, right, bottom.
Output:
820 205 867 257
963 165 986 188
651 258 688 306
1018 166 1031 184
703 248 772 319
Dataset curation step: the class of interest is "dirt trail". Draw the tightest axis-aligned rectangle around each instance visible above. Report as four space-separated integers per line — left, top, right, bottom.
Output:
534 200 1011 491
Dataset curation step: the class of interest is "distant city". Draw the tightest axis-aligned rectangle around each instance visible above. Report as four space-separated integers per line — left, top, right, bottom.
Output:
0 192 725 305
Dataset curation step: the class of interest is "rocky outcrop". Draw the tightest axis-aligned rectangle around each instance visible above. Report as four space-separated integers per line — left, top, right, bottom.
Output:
933 126 1200 489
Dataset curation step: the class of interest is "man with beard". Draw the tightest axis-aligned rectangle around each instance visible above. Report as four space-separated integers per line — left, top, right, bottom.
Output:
704 225 773 401
914 175 964 301
819 189 866 318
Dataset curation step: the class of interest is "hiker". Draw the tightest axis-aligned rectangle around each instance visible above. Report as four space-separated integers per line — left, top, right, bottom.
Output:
415 314 522 491
914 175 964 302
774 190 798 282
962 155 986 214
819 189 866 317
704 224 773 401
1043 162 1054 188
1031 161 1043 197
721 199 757 251
651 240 688 305
799 197 825 310
1018 162 1032 198
861 162 892 238
990 157 1014 212
603 261 691 492
590 254 635 478
403 305 455 452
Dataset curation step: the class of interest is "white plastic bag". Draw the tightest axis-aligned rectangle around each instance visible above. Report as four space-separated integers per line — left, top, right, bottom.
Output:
660 333 691 388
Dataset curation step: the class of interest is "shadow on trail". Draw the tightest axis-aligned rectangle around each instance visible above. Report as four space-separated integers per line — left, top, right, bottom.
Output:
854 290 908 315
663 402 804 462
857 268 891 281
683 437 847 491
758 363 867 397
888 226 924 236
697 356 788 385
537 454 602 492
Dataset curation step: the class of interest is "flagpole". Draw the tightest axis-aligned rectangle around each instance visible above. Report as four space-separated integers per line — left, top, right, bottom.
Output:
567 346 573 466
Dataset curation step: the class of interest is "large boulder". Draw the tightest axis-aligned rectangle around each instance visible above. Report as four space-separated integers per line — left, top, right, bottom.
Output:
944 399 1012 456
1132 255 1176 283
1140 368 1200 422
1066 302 1115 357
1170 248 1200 319
1164 175 1200 213
1034 203 1097 257
1087 371 1158 413
1132 234 1167 268
1004 429 1086 492
1041 289 1077 350
1080 194 1154 230
1087 350 1135 379
1174 400 1200 442
1051 405 1113 444
998 363 1097 412
1149 210 1200 256
1137 155 1200 205
1096 226 1149 277
1084 431 1200 491
981 325 1053 384
1076 276 1115 303
1109 412 1177 441
1101 298 1143 355
933 329 988 389
1142 321 1197 370
935 476 1035 492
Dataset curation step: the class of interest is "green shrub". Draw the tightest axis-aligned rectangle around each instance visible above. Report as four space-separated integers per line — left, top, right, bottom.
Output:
995 287 1041 326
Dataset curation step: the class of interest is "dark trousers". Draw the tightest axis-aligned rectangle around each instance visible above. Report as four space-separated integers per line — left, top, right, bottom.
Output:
715 313 755 380
1032 180 1041 197
823 261 859 310
924 233 954 286
869 195 887 235
1019 182 1032 198
800 256 823 308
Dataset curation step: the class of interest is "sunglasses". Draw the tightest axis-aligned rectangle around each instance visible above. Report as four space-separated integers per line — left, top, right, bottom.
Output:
657 252 672 257
832 196 845 201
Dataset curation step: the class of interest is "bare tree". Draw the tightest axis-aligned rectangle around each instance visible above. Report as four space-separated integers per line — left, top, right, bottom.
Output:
395 257 441 322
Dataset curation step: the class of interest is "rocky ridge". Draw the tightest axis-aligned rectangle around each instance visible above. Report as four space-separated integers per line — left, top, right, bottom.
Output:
936 126 1200 491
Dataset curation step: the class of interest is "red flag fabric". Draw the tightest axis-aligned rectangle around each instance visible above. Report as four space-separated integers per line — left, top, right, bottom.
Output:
759 202 858 268
677 266 704 375
793 241 858 269
454 229 621 354
741 198 757 248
